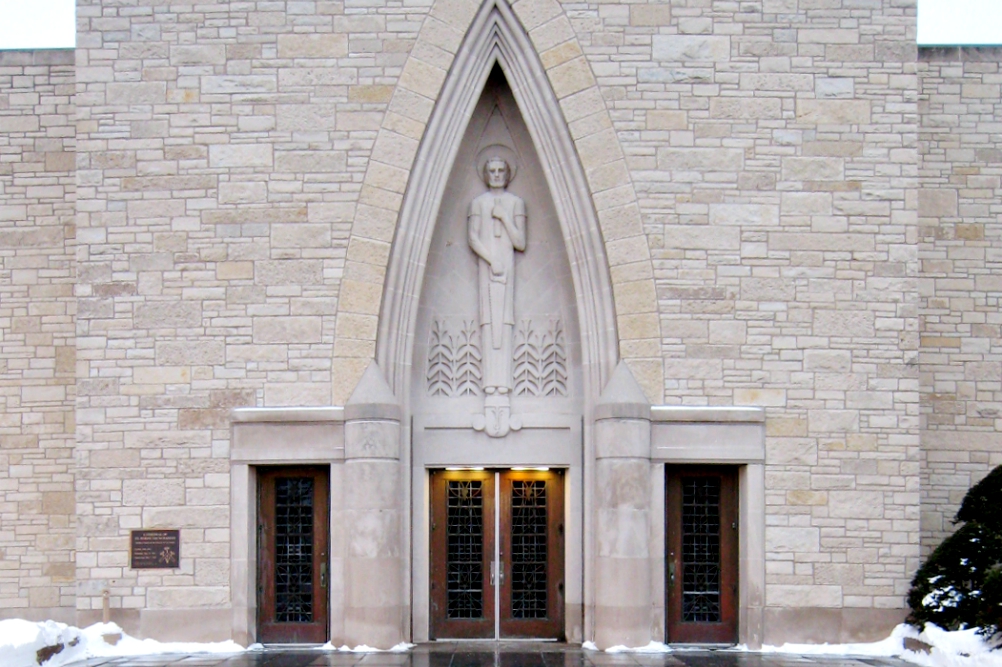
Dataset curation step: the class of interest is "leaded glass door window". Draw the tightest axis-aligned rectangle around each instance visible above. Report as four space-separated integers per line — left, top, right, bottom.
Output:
258 467 330 643
429 469 564 640
665 466 738 644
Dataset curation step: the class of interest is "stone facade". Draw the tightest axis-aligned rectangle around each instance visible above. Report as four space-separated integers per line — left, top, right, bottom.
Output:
0 0 999 650
0 49 76 624
919 47 1002 553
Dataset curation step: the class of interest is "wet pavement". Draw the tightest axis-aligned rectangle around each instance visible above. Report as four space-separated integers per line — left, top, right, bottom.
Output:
69 643 916 667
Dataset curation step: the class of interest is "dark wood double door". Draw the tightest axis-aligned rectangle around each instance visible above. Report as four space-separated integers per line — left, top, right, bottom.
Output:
665 466 739 645
430 469 565 640
257 467 330 643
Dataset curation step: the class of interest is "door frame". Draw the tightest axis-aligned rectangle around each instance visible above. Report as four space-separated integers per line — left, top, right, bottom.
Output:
650 408 767 647
411 415 583 643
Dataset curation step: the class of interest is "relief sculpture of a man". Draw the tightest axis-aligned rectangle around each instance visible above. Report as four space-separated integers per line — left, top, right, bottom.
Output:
468 154 525 436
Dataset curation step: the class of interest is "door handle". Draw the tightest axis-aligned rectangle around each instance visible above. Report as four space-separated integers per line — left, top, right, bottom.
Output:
498 560 504 585
320 562 328 589
490 561 496 586
668 561 675 587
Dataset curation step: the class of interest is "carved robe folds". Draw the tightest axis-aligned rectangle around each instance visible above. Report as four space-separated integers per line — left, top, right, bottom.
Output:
468 189 525 394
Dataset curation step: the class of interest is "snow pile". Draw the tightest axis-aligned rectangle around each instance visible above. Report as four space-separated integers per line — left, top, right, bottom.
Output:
605 641 672 653
0 618 417 666
901 625 1002 667
585 623 1002 666
583 639 672 653
0 619 244 667
317 641 415 652
763 623 1002 667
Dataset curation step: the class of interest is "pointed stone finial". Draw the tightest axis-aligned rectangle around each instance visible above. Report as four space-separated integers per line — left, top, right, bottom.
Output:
345 360 401 421
594 360 651 420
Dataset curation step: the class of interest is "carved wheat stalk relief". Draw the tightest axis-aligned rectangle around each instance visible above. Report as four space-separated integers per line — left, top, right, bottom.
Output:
426 319 483 396
513 319 568 397
428 318 566 397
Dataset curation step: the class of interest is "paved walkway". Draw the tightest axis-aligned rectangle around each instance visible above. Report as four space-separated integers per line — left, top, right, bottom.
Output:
69 643 916 667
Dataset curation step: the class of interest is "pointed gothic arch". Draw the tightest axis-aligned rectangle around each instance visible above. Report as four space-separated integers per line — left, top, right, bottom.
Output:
331 0 662 406
377 0 616 402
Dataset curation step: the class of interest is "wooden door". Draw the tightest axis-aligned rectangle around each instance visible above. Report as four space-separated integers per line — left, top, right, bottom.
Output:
430 469 496 639
665 466 738 644
498 469 564 639
429 469 564 640
257 466 330 643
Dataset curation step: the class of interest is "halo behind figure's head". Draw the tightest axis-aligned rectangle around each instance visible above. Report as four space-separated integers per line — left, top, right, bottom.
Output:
475 144 518 185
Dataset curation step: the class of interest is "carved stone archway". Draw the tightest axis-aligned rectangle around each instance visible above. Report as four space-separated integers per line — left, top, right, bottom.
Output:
331 0 662 406
330 0 663 645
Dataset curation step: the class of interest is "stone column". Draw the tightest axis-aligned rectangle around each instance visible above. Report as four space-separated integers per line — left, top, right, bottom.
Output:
342 361 405 648
593 361 653 648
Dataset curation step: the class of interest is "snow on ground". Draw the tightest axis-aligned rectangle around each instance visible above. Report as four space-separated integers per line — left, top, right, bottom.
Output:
316 641 415 652
3 618 1001 667
585 623 1002 667
0 619 244 667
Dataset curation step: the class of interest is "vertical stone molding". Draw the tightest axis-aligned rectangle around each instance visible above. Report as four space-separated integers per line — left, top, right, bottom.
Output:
342 362 405 647
592 361 652 648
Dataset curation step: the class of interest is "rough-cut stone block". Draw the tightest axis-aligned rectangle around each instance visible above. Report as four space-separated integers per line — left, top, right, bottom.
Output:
629 5 671 26
209 144 273 168
201 76 276 94
134 302 202 329
710 204 779 226
276 103 338 131
796 100 870 125
253 317 322 344
814 310 875 337
123 479 185 507
767 527 820 552
653 36 730 62
782 157 843 181
658 148 743 171
155 341 225 366
107 82 166 104
918 189 958 217
829 491 884 519
278 34 348 58
171 45 226 64
710 98 782 119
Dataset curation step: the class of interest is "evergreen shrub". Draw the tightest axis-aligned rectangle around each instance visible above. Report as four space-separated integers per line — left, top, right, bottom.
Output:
907 464 1002 645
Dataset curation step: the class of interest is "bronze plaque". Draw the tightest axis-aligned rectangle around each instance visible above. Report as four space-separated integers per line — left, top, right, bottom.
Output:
130 530 180 569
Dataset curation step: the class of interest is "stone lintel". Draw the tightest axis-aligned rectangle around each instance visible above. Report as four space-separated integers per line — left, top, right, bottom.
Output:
230 406 344 422
651 405 766 423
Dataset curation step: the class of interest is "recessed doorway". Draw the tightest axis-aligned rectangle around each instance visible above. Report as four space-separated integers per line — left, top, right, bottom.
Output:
257 466 330 643
665 466 739 645
429 468 565 640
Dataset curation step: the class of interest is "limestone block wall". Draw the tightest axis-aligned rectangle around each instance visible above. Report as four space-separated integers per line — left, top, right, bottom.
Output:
72 0 429 631
0 49 76 622
589 0 921 636
918 47 1002 554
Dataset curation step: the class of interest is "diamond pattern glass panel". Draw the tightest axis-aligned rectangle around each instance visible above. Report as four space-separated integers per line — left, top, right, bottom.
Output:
681 477 721 623
511 480 547 619
447 480 484 619
275 477 314 623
